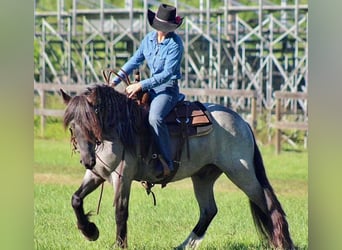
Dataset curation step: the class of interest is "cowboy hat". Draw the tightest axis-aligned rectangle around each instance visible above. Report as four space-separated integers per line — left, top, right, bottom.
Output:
147 4 183 33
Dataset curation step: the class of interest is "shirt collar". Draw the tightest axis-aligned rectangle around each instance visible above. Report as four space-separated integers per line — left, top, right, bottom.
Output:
149 31 173 45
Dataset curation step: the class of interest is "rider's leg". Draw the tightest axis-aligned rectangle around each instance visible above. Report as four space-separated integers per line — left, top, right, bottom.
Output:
148 89 178 174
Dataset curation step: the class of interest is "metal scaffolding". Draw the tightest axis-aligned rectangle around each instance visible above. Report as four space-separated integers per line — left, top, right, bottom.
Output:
34 0 308 112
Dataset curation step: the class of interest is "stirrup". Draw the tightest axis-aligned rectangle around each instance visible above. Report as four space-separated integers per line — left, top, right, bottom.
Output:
141 181 156 206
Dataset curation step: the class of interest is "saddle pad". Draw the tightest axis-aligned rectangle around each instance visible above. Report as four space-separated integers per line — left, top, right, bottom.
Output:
165 101 213 137
165 101 211 125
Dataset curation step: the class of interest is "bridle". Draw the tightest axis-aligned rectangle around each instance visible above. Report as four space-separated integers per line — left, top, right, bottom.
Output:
69 126 126 214
69 127 101 154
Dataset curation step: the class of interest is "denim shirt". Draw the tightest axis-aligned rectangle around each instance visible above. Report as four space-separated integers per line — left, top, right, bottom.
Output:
113 31 183 93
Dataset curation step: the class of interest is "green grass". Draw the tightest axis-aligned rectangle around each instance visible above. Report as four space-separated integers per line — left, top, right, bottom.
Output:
34 139 307 249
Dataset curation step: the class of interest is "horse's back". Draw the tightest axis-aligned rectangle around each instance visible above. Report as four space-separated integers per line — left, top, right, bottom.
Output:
204 103 253 140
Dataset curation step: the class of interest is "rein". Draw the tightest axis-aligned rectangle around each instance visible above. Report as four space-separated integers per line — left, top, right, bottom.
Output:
113 148 125 207
96 150 124 179
102 68 131 87
95 146 126 213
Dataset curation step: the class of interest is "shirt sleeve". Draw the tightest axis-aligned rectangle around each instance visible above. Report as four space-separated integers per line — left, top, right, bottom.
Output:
112 38 146 85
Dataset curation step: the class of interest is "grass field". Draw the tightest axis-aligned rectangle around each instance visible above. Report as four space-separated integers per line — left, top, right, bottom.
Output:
34 138 308 249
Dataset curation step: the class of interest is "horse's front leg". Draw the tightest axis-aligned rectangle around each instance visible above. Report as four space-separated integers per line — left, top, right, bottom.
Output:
71 169 104 241
112 172 132 248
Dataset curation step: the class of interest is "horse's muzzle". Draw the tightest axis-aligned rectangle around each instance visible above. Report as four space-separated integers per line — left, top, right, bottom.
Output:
80 158 96 170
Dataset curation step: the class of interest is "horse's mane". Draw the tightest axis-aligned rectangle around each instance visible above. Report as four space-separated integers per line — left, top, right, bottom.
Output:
63 84 143 153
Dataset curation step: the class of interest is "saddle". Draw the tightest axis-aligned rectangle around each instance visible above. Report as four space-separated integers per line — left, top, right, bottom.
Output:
139 99 213 188
165 100 213 137
138 96 213 163
165 100 213 170
138 100 212 191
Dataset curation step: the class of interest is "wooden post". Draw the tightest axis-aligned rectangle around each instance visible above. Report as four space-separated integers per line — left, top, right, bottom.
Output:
39 90 46 137
251 96 257 135
275 98 281 154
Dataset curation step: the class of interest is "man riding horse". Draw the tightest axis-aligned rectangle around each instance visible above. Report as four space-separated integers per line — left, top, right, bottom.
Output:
111 4 184 178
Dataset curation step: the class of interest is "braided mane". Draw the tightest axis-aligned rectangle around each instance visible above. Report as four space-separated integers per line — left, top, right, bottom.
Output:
63 84 143 153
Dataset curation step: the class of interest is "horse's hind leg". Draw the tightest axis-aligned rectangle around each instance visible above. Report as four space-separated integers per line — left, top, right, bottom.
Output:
71 169 104 241
227 154 294 249
176 165 222 250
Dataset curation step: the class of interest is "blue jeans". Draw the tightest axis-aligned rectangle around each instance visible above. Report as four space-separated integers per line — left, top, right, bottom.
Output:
148 85 179 171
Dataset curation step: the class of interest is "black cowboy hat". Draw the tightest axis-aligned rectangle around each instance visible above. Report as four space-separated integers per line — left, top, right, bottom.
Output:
147 4 183 33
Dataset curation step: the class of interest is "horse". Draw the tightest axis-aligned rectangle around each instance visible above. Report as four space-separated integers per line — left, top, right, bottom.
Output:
60 83 294 249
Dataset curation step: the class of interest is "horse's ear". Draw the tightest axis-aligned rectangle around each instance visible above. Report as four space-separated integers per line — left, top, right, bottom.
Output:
85 88 97 106
60 89 71 104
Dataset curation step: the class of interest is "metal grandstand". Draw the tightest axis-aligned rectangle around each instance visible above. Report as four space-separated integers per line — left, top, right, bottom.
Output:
34 0 308 112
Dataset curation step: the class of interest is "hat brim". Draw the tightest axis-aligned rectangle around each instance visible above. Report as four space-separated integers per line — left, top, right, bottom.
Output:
148 9 183 33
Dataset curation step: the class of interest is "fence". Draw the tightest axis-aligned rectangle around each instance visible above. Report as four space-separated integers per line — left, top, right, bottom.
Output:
35 84 308 153
272 91 308 154
34 83 258 136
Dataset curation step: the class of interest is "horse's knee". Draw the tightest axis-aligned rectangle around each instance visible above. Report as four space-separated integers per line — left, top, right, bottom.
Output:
71 194 82 209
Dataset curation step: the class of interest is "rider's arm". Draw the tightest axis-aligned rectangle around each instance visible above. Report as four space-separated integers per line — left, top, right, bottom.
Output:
112 38 147 85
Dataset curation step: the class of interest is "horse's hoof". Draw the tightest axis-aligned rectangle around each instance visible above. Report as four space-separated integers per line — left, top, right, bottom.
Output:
79 222 99 241
114 240 128 249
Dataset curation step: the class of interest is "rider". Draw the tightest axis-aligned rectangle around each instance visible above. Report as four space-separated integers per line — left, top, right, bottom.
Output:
111 3 184 177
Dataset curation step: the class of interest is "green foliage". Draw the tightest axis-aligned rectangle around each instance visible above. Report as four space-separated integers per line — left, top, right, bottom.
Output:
254 110 307 150
34 92 69 140
35 0 73 11
34 116 68 140
33 39 41 77
34 139 81 176
35 91 66 109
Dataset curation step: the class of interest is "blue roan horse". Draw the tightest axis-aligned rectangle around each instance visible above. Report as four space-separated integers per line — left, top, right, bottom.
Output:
61 84 294 249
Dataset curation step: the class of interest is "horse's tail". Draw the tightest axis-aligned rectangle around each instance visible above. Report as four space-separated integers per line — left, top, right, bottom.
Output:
250 132 294 249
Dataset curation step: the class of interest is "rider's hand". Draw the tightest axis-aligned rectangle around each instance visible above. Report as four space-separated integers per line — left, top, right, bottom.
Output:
126 82 142 98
